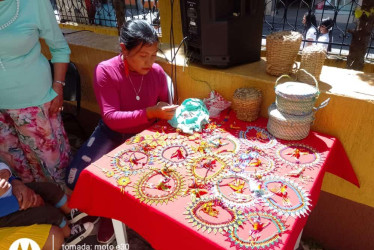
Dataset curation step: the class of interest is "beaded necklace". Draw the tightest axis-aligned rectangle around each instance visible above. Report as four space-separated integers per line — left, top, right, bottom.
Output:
0 0 20 31
128 74 143 101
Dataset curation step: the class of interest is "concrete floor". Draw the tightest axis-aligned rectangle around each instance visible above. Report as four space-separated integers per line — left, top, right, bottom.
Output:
77 222 153 250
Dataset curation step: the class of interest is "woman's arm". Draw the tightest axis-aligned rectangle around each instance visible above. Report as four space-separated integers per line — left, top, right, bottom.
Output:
10 179 38 210
37 0 71 64
94 64 150 131
305 27 317 46
37 0 71 115
50 63 68 115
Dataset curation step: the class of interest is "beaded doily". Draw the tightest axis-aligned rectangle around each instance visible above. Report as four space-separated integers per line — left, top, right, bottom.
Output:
111 147 152 176
186 153 230 184
211 174 258 209
127 132 167 148
151 122 177 134
203 122 225 134
275 143 321 168
284 165 314 184
133 166 186 205
230 147 277 177
226 210 288 250
154 142 195 168
261 175 311 218
184 196 246 234
93 164 131 193
205 134 241 158
184 179 212 201
238 126 278 149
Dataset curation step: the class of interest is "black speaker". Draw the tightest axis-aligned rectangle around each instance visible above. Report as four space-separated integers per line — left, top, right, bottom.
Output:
180 0 265 67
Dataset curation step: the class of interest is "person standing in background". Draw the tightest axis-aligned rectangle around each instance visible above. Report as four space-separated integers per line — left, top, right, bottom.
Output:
0 0 71 189
317 17 334 52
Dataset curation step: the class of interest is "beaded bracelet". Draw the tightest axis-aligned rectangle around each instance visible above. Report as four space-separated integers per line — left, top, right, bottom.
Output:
53 80 66 86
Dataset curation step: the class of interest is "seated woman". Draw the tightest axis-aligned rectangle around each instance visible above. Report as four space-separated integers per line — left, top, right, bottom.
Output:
66 19 178 244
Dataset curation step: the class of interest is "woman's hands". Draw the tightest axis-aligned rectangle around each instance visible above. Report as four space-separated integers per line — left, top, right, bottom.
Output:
11 179 44 210
146 102 179 120
49 83 64 115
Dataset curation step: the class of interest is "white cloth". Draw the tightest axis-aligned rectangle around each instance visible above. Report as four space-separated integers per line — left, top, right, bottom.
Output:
301 26 317 49
317 33 329 51
0 162 12 198
306 26 317 41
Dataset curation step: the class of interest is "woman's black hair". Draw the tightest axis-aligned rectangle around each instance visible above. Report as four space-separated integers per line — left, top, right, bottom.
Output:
119 20 159 51
320 17 334 30
319 17 334 52
303 12 317 37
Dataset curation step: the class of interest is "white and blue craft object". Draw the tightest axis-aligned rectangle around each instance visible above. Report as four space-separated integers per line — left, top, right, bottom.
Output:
168 98 210 134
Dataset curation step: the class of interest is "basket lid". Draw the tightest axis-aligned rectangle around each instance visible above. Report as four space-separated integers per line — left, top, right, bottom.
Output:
268 103 314 123
233 88 262 100
275 81 318 101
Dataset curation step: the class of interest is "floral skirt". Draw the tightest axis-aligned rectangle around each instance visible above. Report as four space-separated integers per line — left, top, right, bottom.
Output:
0 102 71 185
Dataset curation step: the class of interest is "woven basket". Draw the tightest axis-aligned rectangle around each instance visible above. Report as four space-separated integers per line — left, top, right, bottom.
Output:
275 69 319 116
300 45 326 82
232 88 262 122
267 103 314 140
266 31 303 76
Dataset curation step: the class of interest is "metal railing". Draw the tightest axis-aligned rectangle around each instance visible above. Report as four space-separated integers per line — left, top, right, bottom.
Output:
51 0 372 59
50 0 160 32
264 0 373 59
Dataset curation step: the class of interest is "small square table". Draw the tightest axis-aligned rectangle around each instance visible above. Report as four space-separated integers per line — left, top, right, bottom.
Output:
70 112 359 250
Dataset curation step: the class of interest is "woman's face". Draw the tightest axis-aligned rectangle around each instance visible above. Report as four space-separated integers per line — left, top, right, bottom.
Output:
302 15 306 25
121 42 158 75
319 25 328 34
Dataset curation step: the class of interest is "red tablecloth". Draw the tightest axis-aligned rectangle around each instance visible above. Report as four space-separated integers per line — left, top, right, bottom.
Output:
70 112 359 250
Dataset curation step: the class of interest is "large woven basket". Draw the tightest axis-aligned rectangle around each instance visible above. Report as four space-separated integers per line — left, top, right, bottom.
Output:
232 88 262 122
266 31 303 76
275 69 320 116
267 103 314 140
300 45 326 82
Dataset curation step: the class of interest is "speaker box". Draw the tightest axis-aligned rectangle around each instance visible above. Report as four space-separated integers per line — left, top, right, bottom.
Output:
180 0 265 67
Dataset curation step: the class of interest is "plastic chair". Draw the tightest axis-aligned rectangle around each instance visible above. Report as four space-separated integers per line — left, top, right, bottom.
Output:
49 61 85 137
49 61 81 114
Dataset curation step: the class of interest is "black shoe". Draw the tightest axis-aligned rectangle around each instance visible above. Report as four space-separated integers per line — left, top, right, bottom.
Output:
64 222 94 245
81 215 100 225
66 208 88 224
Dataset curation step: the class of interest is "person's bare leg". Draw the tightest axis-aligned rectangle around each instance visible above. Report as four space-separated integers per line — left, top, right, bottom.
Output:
61 223 71 238
42 225 64 250
59 202 71 214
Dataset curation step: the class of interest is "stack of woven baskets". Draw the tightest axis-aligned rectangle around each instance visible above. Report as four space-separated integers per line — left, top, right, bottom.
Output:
232 87 262 122
267 70 329 140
